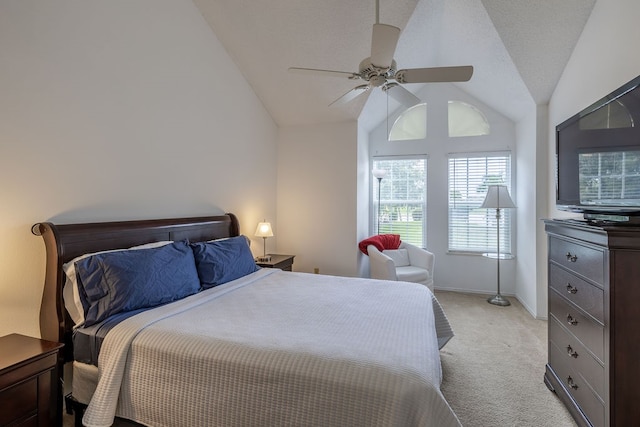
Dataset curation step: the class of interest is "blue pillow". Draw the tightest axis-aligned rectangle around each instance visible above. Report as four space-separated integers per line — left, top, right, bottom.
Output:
190 236 259 289
75 241 201 327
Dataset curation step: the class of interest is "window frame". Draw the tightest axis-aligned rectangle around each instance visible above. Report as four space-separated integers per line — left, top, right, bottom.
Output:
447 151 513 255
371 155 428 247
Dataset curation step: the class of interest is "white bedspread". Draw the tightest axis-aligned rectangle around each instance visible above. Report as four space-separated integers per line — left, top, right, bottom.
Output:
83 269 459 427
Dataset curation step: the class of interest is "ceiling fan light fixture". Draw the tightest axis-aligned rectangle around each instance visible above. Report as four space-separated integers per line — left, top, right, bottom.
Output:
370 75 386 87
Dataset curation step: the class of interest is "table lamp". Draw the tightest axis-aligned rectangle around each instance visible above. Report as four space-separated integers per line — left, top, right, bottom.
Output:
254 220 273 262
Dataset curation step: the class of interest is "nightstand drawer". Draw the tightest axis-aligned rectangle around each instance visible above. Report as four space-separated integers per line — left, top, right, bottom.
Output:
0 377 38 425
549 289 604 363
549 236 605 285
0 353 57 390
549 264 604 323
549 315 604 399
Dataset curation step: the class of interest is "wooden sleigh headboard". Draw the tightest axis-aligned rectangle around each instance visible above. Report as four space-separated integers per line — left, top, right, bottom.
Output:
32 214 240 361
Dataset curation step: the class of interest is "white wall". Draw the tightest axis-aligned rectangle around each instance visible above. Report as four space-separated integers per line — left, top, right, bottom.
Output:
356 122 371 278
549 0 640 219
514 105 537 314
277 122 359 277
0 0 278 338
514 103 548 319
534 105 550 318
368 83 517 295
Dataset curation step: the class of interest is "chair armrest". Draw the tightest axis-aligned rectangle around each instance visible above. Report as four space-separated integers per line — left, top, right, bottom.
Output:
368 245 397 281
401 242 435 276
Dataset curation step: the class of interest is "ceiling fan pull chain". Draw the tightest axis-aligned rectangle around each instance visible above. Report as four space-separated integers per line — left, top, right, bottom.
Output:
386 85 389 138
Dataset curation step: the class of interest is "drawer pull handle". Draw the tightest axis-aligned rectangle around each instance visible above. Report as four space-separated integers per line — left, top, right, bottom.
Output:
566 345 579 358
567 376 579 390
566 283 578 294
566 252 578 262
566 314 579 326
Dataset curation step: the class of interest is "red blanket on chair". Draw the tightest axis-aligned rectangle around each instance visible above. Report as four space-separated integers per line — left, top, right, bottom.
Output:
358 234 401 255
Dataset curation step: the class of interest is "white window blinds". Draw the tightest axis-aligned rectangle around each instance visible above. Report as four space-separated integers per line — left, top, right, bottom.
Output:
372 157 427 247
448 152 512 253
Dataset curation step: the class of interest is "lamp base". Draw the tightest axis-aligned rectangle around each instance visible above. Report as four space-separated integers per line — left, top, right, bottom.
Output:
487 294 511 306
256 255 271 262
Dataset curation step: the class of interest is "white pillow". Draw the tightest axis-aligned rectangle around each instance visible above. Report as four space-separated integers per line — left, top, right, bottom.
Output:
383 249 410 267
62 240 173 328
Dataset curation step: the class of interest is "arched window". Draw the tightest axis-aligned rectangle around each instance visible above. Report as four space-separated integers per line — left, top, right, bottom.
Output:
389 103 427 141
448 101 490 137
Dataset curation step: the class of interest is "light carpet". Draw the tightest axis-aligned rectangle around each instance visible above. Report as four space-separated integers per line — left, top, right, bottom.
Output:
436 290 577 427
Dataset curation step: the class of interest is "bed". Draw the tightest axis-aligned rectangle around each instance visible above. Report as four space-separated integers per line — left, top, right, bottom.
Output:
34 214 460 427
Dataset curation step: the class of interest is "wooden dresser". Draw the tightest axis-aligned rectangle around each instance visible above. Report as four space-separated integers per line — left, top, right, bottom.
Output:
544 219 640 427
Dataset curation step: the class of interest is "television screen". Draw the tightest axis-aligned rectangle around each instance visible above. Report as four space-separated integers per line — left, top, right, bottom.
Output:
556 74 640 216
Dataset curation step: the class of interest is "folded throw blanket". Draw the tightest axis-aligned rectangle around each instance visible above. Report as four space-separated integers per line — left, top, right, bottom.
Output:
358 234 401 255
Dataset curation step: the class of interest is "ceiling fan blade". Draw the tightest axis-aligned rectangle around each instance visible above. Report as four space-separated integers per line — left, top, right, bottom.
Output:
383 83 421 107
370 23 401 69
288 67 360 79
329 84 370 106
395 65 474 83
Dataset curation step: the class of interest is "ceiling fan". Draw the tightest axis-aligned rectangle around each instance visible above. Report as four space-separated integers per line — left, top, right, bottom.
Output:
288 0 473 108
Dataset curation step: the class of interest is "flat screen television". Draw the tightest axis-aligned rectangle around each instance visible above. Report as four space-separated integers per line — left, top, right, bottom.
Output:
556 74 640 221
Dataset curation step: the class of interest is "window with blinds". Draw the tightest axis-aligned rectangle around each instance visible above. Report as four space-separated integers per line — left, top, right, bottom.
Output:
372 157 427 247
448 152 512 253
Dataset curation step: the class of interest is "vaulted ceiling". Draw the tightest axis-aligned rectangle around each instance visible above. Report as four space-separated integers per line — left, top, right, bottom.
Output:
192 0 596 128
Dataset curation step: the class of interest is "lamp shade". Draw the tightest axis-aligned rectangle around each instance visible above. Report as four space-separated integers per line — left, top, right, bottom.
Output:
372 168 387 180
480 185 516 209
254 221 274 238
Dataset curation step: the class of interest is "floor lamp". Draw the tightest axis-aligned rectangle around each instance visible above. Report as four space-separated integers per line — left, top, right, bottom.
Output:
480 185 516 306
372 169 387 234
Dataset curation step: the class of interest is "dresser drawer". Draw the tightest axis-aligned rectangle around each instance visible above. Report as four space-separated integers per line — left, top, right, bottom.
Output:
549 289 604 363
549 264 604 323
549 339 605 427
549 316 604 399
549 236 605 285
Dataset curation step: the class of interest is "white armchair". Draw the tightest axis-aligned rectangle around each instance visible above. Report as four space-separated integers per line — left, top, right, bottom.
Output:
368 242 435 292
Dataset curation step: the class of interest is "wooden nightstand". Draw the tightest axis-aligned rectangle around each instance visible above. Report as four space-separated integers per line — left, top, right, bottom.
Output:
256 254 295 271
0 333 64 427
